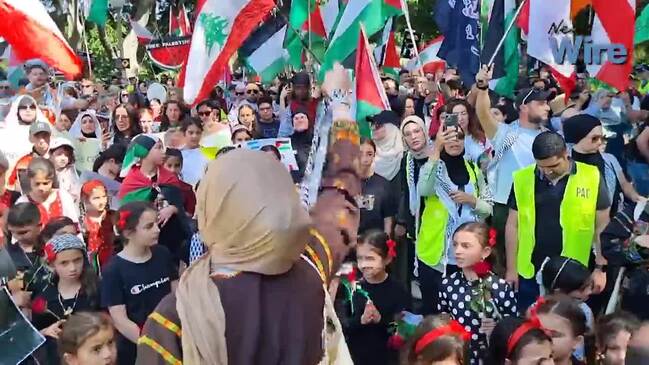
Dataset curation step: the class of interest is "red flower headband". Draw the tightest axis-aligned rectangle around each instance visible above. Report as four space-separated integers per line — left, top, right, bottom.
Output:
81 179 106 200
117 211 131 231
386 239 397 259
488 227 497 247
414 320 471 354
506 297 548 358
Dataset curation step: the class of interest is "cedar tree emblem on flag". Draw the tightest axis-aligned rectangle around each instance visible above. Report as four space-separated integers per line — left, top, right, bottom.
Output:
200 13 229 53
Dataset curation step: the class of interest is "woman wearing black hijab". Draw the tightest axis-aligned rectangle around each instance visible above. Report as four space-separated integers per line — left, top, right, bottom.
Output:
563 114 645 214
415 124 493 314
289 107 313 183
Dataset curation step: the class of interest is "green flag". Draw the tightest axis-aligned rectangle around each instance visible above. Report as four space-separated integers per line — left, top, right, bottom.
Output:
86 0 109 26
635 5 649 45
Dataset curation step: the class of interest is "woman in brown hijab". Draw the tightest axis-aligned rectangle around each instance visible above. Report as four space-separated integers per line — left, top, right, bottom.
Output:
136 133 362 364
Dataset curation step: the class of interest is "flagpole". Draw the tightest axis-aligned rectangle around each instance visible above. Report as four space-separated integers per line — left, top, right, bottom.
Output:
276 8 323 65
401 1 422 69
486 0 527 66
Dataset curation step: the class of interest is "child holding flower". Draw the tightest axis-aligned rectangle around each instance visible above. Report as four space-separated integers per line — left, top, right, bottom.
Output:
438 222 518 365
335 230 409 365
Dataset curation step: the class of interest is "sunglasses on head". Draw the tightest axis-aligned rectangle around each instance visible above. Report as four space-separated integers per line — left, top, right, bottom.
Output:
19 105 37 110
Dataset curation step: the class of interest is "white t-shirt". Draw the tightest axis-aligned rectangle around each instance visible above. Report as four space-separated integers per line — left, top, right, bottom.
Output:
490 122 543 204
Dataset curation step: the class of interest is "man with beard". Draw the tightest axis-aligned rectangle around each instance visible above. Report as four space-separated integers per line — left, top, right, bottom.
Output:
474 65 554 274
506 131 610 310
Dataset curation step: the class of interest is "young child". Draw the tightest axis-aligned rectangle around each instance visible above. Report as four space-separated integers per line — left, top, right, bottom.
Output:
535 294 589 365
8 120 52 192
50 137 81 202
541 256 595 362
400 314 470 365
438 222 517 365
40 216 79 243
336 230 409 365
59 312 118 365
17 157 79 226
487 316 554 365
118 134 190 263
180 117 208 187
163 148 197 217
595 311 639 365
6 203 43 275
31 233 100 364
100 201 178 365
80 180 115 271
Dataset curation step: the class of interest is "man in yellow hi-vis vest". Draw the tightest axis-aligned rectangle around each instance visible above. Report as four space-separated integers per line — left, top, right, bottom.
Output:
505 132 610 310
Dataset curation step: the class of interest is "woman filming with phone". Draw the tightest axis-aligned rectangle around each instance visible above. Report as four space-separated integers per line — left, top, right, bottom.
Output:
415 121 494 314
445 99 493 166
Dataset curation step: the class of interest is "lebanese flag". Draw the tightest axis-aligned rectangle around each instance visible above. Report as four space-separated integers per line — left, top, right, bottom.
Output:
0 0 82 79
179 0 275 105
353 25 391 138
526 0 575 96
406 36 446 74
130 20 155 45
587 0 635 91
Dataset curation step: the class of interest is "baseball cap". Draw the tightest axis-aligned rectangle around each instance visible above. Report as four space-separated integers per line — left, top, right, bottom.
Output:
291 72 310 86
49 137 74 151
367 110 399 126
515 87 556 109
29 121 52 136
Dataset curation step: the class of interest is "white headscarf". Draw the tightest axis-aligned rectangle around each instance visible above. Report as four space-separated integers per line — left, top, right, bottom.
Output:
69 110 103 139
3 94 48 128
372 123 404 181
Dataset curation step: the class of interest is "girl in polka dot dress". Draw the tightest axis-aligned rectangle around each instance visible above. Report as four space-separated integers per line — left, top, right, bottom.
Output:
438 222 518 364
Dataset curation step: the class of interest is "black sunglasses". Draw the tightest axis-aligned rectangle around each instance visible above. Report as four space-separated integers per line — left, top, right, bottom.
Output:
247 89 259 94
19 105 37 110
198 111 212 117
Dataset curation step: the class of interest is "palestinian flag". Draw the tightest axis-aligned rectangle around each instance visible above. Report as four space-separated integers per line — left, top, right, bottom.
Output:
481 0 520 98
118 135 184 204
374 17 400 78
0 44 25 88
0 0 82 79
320 0 402 79
179 0 275 105
353 25 390 138
169 5 191 36
240 15 290 83
285 0 327 68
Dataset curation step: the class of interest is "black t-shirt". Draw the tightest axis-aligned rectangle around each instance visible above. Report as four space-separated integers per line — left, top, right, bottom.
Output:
100 244 178 325
508 163 610 270
358 174 397 235
336 275 409 365
30 283 100 365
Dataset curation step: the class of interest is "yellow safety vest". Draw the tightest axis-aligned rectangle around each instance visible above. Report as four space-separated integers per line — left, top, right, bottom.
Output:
417 160 481 267
513 162 599 279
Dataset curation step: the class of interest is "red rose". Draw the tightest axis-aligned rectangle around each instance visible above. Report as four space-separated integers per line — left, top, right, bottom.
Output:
44 242 56 263
346 267 357 283
31 296 48 314
472 261 492 278
387 334 406 350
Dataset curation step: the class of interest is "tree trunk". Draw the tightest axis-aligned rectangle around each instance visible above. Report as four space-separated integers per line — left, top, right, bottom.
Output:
122 0 156 77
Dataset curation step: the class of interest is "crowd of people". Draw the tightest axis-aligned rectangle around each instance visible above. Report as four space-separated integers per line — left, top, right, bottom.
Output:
0 55 649 365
